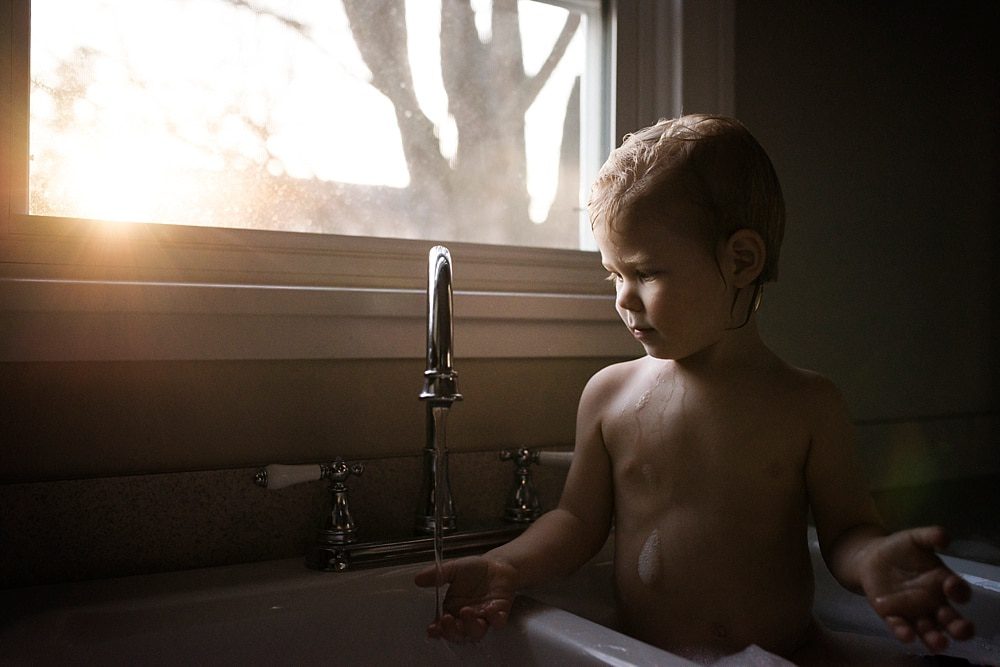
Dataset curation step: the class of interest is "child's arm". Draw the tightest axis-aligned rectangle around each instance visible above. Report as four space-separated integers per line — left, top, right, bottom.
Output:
414 370 617 642
804 378 974 652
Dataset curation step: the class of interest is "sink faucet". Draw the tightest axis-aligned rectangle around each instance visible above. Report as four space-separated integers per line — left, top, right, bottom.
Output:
416 246 462 534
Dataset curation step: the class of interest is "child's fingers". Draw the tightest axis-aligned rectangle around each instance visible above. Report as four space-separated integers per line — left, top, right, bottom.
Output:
935 605 958 627
414 563 452 587
947 617 975 641
426 614 452 640
880 600 974 653
874 565 959 614
907 525 950 552
414 564 439 587
873 587 936 618
459 608 489 641
437 613 463 642
943 573 971 604
909 607 973 654
915 616 948 653
486 608 510 630
936 605 974 641
428 608 494 644
885 615 914 643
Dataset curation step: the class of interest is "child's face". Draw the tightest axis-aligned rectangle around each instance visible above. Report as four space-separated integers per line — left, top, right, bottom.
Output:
595 198 734 361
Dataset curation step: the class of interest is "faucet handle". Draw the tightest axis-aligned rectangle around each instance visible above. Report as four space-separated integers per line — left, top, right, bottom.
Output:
500 448 542 523
255 463 323 489
537 450 574 468
327 459 365 487
321 458 364 547
500 447 541 470
255 460 365 490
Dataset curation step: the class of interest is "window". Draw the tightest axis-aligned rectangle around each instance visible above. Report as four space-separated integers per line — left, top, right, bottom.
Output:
0 1 734 361
28 0 600 250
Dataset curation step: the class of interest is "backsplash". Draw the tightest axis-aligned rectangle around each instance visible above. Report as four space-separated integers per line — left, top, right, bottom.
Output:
0 450 570 588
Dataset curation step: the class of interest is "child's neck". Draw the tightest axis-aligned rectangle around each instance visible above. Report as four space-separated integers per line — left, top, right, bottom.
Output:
670 319 772 377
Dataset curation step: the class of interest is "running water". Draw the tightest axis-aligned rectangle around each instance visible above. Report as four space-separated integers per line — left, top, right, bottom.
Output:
432 405 448 620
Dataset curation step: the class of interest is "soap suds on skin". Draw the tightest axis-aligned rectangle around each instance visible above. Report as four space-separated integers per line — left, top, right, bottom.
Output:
638 529 661 585
635 387 653 411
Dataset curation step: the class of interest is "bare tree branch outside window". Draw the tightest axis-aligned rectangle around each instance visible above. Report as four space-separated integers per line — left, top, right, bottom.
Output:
29 0 590 249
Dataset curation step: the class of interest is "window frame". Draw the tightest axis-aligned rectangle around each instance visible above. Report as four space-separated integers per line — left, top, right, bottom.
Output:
0 0 734 362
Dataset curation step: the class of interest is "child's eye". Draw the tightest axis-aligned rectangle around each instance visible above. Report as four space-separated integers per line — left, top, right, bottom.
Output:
605 272 622 286
636 270 659 282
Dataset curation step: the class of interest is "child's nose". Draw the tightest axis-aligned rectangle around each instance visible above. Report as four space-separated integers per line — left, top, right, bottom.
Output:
616 282 642 312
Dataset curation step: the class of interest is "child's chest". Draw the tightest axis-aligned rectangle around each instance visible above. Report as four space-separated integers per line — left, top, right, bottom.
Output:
601 374 812 505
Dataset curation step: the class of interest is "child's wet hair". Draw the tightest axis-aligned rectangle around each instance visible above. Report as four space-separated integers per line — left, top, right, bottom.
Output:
588 115 785 283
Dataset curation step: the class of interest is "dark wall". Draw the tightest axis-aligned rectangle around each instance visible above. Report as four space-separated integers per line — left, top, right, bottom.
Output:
734 0 997 420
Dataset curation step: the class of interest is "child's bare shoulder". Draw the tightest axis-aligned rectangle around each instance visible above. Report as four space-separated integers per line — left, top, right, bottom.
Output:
586 356 653 389
579 357 652 405
773 362 850 417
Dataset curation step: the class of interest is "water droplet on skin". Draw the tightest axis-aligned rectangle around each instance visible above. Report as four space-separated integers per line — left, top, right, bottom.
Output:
638 529 661 585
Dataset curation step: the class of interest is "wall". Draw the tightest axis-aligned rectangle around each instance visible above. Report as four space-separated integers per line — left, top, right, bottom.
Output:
0 355 613 587
0 358 610 481
732 0 998 486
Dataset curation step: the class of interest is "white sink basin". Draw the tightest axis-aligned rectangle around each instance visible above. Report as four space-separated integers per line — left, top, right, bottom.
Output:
3 528 997 665
0 549 691 666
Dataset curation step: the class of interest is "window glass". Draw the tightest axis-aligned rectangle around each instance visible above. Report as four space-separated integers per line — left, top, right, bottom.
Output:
29 0 597 249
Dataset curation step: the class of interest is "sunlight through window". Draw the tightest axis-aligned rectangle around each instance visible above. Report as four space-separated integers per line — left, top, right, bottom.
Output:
29 0 599 249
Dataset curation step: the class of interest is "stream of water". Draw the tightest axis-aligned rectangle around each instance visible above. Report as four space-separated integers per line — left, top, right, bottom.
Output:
432 405 448 620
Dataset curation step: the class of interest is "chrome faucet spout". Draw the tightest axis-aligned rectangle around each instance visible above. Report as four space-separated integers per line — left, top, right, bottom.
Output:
420 246 462 405
416 246 461 535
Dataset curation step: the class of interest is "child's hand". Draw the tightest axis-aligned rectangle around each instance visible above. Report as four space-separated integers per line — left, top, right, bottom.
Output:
859 526 974 653
414 555 519 642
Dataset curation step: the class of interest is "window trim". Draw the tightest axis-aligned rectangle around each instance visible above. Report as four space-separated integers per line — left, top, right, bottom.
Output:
0 0 734 362
0 276 637 361
2 214 612 294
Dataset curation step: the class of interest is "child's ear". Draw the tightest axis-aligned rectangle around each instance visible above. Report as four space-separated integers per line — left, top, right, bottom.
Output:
722 229 766 288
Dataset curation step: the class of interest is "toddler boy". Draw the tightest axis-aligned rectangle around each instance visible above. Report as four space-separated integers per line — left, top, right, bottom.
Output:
416 115 974 664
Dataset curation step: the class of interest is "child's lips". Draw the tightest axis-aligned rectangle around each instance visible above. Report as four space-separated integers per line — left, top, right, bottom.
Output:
629 325 655 339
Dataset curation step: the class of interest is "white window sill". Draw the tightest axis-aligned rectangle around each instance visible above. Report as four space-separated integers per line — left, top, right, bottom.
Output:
0 278 635 361
0 216 639 361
